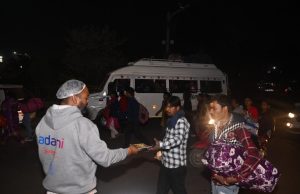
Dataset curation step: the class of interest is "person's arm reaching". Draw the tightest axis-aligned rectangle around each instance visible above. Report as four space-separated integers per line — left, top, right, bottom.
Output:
78 119 139 167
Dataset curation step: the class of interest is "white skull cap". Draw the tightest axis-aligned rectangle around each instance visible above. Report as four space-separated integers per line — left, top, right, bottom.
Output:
56 79 86 99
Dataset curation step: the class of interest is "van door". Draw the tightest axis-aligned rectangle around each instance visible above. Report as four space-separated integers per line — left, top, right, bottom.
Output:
134 78 167 117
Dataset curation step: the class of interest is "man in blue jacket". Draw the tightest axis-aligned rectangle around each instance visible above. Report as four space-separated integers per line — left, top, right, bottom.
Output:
123 86 151 147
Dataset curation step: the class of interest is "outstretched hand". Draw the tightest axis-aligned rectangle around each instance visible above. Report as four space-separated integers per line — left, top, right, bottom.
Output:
127 145 139 155
212 173 238 185
154 151 162 161
149 138 160 151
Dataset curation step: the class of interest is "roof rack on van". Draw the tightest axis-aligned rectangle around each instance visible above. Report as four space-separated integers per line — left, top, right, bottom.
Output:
128 58 216 69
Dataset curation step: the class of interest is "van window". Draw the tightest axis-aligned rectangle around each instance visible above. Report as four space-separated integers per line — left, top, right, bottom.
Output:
113 79 130 92
154 80 167 92
135 79 166 93
169 80 198 93
200 80 222 93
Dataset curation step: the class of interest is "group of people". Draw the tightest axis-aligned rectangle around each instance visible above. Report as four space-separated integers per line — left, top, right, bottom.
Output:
0 89 44 144
231 96 275 153
195 94 275 151
0 90 21 143
101 86 151 148
36 79 191 194
203 95 279 194
33 78 279 194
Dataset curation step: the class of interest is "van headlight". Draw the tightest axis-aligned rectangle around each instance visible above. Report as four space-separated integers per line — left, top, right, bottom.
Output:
288 112 295 118
286 122 293 128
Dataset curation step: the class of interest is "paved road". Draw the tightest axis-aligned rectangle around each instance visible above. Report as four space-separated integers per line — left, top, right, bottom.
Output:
1 118 299 194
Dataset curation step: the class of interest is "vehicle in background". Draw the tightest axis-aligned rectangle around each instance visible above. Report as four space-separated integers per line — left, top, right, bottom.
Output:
87 58 228 121
286 103 300 134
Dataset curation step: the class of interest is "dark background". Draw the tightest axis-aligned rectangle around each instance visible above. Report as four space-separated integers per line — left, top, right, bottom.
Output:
0 0 299 100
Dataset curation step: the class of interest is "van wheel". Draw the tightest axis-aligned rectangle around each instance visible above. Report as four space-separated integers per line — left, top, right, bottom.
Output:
189 148 205 168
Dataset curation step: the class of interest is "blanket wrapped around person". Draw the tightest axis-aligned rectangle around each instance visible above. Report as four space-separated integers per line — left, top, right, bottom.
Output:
201 140 280 192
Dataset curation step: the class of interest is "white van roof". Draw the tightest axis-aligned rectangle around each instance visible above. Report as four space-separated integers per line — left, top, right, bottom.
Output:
129 58 216 69
112 58 225 77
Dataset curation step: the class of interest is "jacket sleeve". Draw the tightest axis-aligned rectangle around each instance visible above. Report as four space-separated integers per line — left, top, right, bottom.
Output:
161 118 189 150
77 118 128 167
235 128 261 180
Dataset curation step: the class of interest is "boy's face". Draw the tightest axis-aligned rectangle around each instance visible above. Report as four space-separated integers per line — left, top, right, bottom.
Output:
208 100 227 121
165 103 180 117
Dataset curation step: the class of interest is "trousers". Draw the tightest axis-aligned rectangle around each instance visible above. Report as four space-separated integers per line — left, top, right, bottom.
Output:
211 181 239 194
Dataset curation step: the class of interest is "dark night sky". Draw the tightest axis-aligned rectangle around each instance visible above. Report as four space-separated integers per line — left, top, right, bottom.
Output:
0 0 299 70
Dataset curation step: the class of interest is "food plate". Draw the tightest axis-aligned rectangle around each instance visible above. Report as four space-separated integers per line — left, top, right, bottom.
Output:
133 143 152 151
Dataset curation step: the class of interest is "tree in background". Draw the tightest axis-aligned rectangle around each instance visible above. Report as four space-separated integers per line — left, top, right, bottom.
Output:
0 52 31 84
62 26 128 85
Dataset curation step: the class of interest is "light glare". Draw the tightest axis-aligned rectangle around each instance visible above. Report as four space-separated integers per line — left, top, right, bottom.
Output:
288 112 295 118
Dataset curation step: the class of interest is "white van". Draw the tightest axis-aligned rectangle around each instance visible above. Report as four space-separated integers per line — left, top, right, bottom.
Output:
87 58 228 121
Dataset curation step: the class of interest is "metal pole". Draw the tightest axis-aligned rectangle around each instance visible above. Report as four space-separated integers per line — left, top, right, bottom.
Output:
166 11 171 57
165 4 190 58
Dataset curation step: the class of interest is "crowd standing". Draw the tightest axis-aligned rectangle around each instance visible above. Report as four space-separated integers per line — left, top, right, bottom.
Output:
0 79 280 194
0 90 21 143
0 89 44 144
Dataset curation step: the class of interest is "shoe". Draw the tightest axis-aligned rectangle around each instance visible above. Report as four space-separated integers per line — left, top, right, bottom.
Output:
24 137 33 142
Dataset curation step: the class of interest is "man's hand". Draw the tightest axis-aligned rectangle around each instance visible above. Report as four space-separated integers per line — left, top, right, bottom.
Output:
225 176 238 185
149 138 160 151
154 151 162 161
127 145 139 155
212 173 238 185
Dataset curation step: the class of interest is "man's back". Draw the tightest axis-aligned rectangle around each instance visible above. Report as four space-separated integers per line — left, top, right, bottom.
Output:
37 79 139 193
36 105 128 193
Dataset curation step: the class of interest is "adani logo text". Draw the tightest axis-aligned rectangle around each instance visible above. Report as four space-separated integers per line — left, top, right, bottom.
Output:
38 135 64 149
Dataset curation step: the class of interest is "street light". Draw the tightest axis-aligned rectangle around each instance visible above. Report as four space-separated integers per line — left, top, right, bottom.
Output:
165 4 190 57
